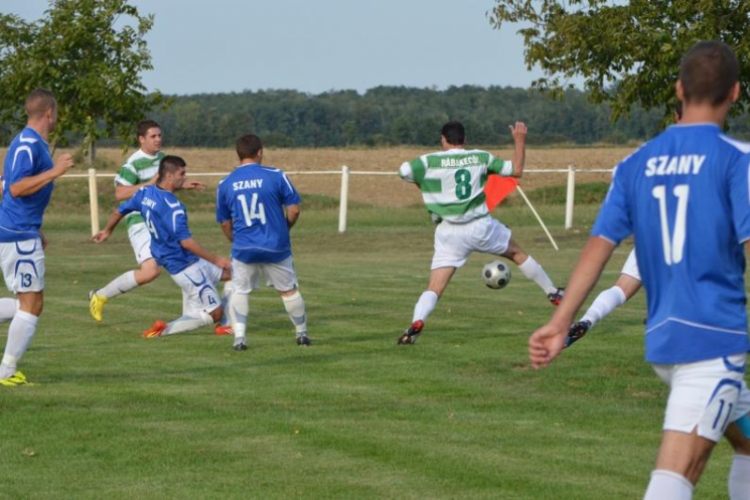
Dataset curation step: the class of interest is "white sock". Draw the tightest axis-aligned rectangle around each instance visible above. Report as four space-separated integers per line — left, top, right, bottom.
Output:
0 310 39 379
517 256 556 295
282 291 307 335
580 286 627 328
219 282 234 325
729 454 750 500
413 291 438 323
0 298 18 322
163 311 213 335
644 470 693 500
98 270 138 300
230 292 249 340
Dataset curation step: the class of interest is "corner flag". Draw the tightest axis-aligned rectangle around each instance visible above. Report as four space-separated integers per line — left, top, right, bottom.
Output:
484 176 518 211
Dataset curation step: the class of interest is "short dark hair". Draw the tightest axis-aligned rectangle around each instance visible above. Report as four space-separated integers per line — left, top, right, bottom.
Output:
236 134 263 160
25 89 56 120
441 121 465 146
679 41 739 106
157 155 186 183
137 119 161 138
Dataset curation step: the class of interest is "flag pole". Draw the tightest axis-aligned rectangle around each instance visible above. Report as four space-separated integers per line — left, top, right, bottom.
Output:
515 186 559 251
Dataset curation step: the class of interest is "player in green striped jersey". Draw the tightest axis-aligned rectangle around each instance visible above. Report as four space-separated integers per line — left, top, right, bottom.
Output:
88 120 204 322
397 121 564 345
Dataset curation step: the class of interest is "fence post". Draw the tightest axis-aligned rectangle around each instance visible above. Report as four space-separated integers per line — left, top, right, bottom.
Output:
88 168 100 236
565 165 575 230
338 165 349 233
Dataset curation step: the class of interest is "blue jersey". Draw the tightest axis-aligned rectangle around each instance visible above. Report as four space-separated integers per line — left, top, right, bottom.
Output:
118 185 198 275
0 127 55 242
593 124 750 364
216 163 301 264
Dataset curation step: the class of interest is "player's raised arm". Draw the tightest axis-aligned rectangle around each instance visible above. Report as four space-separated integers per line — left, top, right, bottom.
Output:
508 122 527 178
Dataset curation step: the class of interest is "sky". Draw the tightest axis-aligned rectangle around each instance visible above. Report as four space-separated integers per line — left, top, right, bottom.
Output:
3 0 547 96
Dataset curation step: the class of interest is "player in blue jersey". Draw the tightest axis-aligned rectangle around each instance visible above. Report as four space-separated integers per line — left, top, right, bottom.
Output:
216 134 309 351
92 156 232 338
0 89 74 386
529 42 750 499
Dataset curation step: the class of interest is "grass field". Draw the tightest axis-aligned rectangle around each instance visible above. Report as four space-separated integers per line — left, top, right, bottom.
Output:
0 196 741 499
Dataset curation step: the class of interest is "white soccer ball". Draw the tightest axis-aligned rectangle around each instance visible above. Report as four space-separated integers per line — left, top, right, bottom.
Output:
482 260 511 289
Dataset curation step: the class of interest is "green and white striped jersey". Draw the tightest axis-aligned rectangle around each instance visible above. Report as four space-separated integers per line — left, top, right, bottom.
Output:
114 149 166 228
399 148 513 223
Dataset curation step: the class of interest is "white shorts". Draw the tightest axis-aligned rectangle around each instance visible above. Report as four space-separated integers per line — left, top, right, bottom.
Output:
652 353 750 442
232 256 299 294
0 238 45 293
170 259 223 316
620 249 641 281
127 222 153 265
432 216 511 269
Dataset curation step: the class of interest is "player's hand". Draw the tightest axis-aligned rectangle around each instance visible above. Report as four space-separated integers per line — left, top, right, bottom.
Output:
91 230 111 243
509 122 527 143
529 321 567 369
40 231 47 249
183 180 205 191
53 153 75 176
215 256 231 272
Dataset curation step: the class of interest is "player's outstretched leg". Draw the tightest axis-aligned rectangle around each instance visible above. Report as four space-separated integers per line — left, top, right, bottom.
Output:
89 259 161 322
398 289 438 345
501 240 564 305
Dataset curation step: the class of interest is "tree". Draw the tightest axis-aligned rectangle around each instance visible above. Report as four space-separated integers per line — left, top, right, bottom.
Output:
489 0 750 122
0 0 167 159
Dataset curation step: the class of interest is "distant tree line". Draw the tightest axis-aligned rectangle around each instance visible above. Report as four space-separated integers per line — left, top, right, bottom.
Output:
111 85 750 148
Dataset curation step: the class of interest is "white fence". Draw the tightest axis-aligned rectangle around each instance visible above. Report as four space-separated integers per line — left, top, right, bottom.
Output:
67 166 612 236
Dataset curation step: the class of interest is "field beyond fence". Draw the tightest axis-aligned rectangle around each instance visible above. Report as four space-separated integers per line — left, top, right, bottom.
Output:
41 146 632 210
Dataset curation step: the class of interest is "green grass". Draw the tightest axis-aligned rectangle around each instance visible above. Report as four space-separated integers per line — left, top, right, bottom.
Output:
0 202 739 499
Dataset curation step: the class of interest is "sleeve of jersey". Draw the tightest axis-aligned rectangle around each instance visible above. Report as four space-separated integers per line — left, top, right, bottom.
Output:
590 164 632 245
281 173 302 206
215 182 231 223
398 158 426 184
114 163 137 186
117 190 141 216
173 208 192 241
487 155 513 177
7 145 34 184
729 153 750 243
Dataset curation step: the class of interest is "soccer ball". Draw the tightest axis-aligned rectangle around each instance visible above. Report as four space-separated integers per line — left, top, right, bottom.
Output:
482 260 511 289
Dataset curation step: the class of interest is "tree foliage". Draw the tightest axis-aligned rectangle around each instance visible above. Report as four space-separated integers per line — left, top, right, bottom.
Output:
140 85 680 148
0 0 166 151
489 0 750 122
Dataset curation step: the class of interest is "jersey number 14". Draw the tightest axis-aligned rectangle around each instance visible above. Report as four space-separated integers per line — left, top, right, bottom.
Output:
238 193 267 226
652 184 689 265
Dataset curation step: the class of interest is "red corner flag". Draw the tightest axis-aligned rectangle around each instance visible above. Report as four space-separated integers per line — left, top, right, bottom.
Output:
484 177 518 211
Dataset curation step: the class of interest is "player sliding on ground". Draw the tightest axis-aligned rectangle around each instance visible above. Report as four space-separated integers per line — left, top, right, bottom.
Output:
397 120 564 345
92 155 232 339
88 120 205 323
